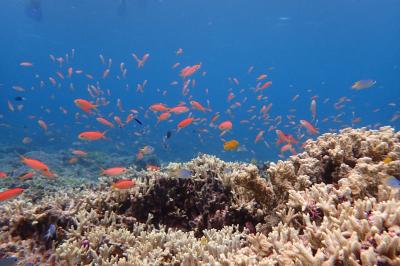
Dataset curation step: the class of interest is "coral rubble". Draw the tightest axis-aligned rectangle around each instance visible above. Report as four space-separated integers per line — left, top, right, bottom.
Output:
0 126 399 265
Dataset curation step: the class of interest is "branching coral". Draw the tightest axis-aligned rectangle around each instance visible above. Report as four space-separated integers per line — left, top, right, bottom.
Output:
0 126 399 265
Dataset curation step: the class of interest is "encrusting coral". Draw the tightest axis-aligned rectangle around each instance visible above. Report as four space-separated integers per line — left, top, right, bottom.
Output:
0 126 399 265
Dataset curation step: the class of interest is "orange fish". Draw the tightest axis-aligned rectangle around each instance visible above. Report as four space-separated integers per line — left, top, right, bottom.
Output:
101 167 127 176
74 99 97 113
157 112 171 123
38 119 48 131
18 172 35 180
190 100 207 112
114 116 124 128
78 131 107 141
257 81 272 91
20 156 50 172
170 106 189 114
177 117 194 129
223 140 239 151
0 172 7 179
125 114 135 124
275 130 289 145
254 130 265 143
180 64 201 78
112 179 135 189
68 157 79 164
96 117 114 128
300 119 319 135
150 103 169 112
218 121 233 131
72 150 87 156
0 188 24 201
256 74 267 81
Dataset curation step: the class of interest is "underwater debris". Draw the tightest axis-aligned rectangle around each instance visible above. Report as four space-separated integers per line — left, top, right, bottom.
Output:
0 127 398 264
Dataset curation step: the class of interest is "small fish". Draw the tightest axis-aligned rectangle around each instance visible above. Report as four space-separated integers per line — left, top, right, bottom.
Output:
74 99 97 113
78 131 107 141
101 167 127 176
18 172 35 180
20 62 33 67
97 117 114 128
0 188 24 202
177 117 194 129
0 172 7 179
112 179 135 189
218 121 233 131
20 156 51 172
223 139 239 151
134 118 143 126
72 150 87 156
351 80 376 90
140 145 155 155
383 156 392 164
166 131 172 139
299 119 319 135
14 96 26 101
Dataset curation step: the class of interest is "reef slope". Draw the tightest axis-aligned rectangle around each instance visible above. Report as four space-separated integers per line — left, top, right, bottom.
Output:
0 126 399 265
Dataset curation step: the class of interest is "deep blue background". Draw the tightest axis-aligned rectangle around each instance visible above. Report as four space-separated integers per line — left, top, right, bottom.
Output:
0 0 399 163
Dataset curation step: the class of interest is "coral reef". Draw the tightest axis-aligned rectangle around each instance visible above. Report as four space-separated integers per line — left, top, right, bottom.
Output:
0 126 399 265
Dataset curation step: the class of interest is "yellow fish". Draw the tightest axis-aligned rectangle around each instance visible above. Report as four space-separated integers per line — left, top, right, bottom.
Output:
383 156 392 164
223 139 239 151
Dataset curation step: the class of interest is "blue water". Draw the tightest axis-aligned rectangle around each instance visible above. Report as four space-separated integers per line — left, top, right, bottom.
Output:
0 0 399 164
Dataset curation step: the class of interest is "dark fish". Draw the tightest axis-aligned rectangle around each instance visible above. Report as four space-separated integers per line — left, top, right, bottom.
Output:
166 131 172 139
14 96 26 101
0 257 18 266
25 0 42 22
134 118 143 125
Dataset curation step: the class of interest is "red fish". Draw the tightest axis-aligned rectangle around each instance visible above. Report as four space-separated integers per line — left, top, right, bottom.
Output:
19 172 35 180
21 156 50 172
72 150 87 156
101 167 127 176
300 120 319 135
180 64 201 78
218 121 233 131
112 179 135 189
74 99 97 113
190 100 207 112
157 112 171 123
0 188 24 201
150 103 169 112
178 117 194 129
256 81 272 91
38 119 48 131
170 106 189 114
96 117 114 128
78 131 108 141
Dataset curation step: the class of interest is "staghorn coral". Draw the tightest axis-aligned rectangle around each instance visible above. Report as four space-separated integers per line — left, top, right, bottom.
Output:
0 126 399 265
